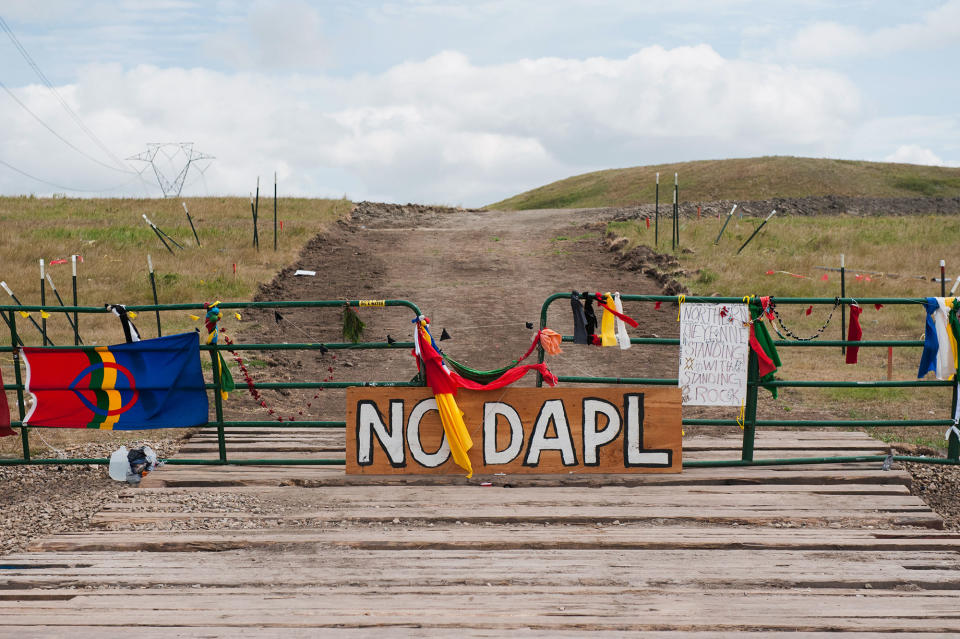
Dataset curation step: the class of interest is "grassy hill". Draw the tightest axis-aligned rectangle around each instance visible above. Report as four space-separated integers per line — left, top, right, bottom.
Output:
0 195 349 347
489 156 960 210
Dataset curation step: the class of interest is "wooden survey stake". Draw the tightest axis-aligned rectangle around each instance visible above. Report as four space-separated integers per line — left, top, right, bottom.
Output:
346 386 682 475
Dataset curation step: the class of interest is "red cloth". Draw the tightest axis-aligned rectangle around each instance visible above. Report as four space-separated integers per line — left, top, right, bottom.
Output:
748 324 777 378
759 296 775 320
0 365 14 437
845 305 863 364
416 328 458 395
451 364 558 390
595 294 639 328
416 325 559 394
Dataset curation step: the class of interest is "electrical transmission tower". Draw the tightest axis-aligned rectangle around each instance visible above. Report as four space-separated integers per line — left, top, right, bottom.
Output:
127 143 215 198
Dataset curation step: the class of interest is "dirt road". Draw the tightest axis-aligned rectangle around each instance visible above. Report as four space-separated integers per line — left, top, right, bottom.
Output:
241 203 683 423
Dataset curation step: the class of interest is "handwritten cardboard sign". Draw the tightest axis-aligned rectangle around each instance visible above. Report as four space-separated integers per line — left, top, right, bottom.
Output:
346 386 682 475
679 303 749 406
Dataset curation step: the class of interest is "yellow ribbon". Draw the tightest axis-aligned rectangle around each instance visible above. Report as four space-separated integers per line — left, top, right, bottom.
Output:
736 402 746 430
676 294 686 321
18 311 29 318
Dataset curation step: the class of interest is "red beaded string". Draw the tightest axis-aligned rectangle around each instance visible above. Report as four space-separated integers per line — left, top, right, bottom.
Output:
220 330 336 422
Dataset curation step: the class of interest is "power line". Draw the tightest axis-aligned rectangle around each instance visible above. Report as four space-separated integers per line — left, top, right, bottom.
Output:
0 157 142 193
0 78 134 174
0 15 132 173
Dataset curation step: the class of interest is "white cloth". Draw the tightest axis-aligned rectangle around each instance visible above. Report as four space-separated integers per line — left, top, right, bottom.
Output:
613 292 631 350
933 298 956 380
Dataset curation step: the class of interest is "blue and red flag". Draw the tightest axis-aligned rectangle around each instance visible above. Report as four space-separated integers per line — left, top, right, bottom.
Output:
21 332 208 430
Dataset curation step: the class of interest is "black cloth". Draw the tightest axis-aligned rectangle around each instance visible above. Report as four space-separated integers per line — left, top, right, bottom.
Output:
106 304 141 343
570 291 589 344
582 292 597 337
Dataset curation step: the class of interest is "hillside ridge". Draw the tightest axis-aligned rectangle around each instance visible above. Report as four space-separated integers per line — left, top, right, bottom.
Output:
490 156 960 210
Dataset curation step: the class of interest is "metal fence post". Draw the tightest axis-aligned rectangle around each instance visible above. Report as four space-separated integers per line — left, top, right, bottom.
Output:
71 255 80 345
654 173 659 247
208 347 227 463
950 377 960 461
39 259 48 346
9 310 29 460
741 347 759 462
148 255 162 337
840 255 846 355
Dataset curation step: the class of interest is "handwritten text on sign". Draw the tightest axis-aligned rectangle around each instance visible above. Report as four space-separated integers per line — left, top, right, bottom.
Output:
679 303 749 406
346 386 682 475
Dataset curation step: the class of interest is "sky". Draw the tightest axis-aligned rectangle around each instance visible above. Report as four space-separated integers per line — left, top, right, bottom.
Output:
0 0 957 206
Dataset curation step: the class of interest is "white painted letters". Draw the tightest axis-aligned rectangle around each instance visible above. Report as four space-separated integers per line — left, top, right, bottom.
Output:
356 400 405 467
483 402 524 464
623 393 671 467
407 398 451 467
582 398 622 465
524 399 577 466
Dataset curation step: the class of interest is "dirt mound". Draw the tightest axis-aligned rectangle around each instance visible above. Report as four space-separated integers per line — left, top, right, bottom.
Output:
607 237 689 296
349 201 485 228
605 195 960 221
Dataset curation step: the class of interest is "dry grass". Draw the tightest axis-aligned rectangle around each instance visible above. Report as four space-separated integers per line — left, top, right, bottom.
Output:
610 211 959 451
1 195 349 458
491 156 960 210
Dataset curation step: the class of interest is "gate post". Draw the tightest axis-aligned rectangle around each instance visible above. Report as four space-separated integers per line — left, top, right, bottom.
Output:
9 311 30 460
208 347 227 463
741 347 759 462
949 377 960 461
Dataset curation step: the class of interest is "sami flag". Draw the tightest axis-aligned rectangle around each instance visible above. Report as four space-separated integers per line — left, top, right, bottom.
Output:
22 332 208 430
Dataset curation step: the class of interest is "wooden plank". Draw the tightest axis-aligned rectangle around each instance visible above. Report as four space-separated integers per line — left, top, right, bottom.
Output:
4 549 960 590
143 465 914 489
345 386 682 475
1 590 959 632
0 630 951 639
126 482 916 496
26 526 960 553
86 508 941 530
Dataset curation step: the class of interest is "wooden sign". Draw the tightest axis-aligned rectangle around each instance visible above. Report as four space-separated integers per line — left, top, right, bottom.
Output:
346 386 681 475
679 303 749 406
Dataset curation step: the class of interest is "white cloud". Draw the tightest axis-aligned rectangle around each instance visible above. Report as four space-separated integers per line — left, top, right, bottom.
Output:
781 0 960 60
0 45 866 204
884 145 944 166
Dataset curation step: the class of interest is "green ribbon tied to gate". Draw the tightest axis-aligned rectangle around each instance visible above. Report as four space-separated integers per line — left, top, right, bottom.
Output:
748 298 782 399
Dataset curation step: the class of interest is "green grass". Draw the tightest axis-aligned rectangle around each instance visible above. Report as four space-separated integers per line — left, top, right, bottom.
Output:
822 387 908 403
489 156 960 210
892 176 960 197
0 195 350 350
605 212 959 451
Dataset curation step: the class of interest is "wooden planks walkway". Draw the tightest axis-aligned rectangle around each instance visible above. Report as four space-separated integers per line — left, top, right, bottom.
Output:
3 428 960 636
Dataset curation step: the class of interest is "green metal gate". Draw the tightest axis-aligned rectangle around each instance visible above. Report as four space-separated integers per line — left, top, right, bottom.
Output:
0 299 422 467
537 293 960 467
2 294 958 468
